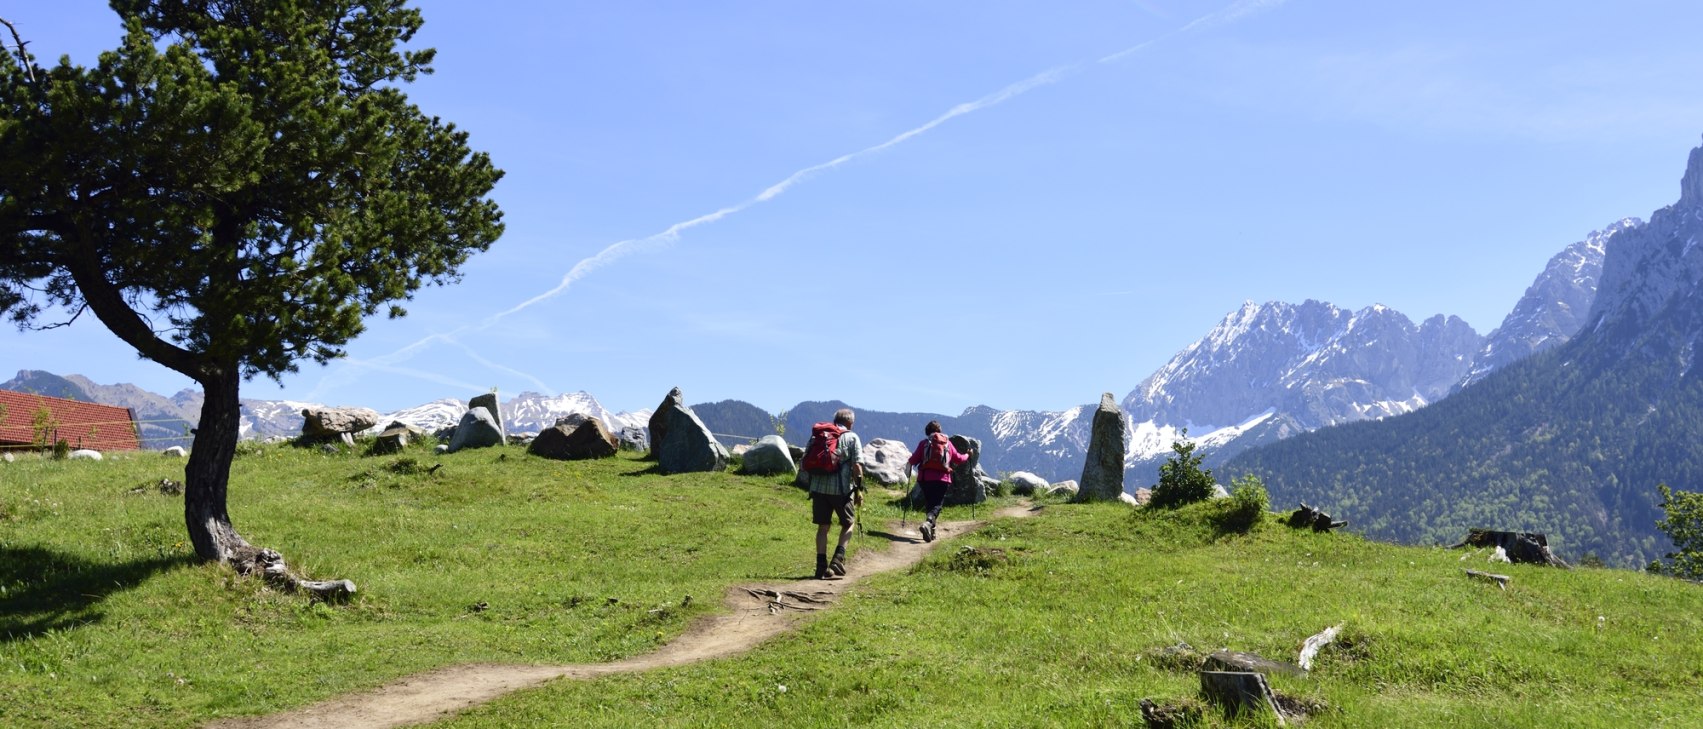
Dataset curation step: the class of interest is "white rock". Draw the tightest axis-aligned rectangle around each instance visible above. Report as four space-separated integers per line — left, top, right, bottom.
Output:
162 446 188 458
69 449 103 461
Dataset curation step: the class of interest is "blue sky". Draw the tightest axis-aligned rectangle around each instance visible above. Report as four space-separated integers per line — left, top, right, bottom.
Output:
6 1 1703 416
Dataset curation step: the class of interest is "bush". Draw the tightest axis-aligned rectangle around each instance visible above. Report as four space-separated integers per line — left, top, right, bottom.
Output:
1216 474 1270 534
1147 433 1215 509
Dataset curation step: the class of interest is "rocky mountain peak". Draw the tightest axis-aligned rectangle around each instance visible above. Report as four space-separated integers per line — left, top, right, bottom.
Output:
1682 135 1703 206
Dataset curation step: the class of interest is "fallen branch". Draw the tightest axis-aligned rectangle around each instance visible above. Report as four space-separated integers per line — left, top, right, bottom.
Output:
1465 569 1512 591
1297 623 1343 671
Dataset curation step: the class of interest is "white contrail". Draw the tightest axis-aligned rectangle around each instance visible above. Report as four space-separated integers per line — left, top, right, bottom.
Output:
313 0 1286 399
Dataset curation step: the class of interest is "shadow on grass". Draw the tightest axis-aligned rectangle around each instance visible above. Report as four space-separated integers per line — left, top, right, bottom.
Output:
620 463 666 477
0 545 190 642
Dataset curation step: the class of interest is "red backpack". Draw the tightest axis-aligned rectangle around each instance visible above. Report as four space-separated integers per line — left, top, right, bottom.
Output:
920 433 952 473
802 422 846 475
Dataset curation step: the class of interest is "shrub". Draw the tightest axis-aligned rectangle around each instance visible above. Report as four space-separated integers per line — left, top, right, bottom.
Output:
1147 432 1215 509
1217 473 1270 534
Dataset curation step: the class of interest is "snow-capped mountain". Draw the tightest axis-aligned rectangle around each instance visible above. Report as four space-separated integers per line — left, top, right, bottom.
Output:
502 391 650 434
1459 219 1634 389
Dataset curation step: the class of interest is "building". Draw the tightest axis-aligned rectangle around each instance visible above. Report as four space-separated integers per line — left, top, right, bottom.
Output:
0 389 143 453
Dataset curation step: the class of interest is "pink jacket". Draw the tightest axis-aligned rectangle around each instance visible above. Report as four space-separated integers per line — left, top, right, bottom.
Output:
907 434 968 484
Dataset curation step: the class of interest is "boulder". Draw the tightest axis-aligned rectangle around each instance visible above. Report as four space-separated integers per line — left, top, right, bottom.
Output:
616 426 649 451
69 449 102 461
162 446 188 458
1119 491 1140 507
554 413 591 430
946 435 987 505
371 424 422 455
528 419 618 461
447 406 505 453
788 444 805 463
469 393 506 440
1211 483 1231 499
741 435 795 476
860 438 912 486
2 451 14 463
1007 471 1048 496
1045 480 1080 499
651 394 728 474
1074 393 1127 502
730 443 751 457
301 406 381 437
646 387 686 460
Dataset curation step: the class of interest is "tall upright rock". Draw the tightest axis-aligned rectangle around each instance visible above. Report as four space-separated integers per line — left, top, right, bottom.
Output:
1074 393 1126 502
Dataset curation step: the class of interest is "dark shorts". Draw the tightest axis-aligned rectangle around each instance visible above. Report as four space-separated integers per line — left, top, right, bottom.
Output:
811 492 855 526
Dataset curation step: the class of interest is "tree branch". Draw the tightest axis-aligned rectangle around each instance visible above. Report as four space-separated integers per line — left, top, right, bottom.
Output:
0 16 36 85
61 224 203 379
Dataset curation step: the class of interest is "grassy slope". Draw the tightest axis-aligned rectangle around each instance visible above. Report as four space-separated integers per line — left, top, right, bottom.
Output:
2 445 1700 728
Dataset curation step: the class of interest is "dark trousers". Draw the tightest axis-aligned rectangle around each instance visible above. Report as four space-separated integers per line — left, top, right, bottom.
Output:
920 480 950 523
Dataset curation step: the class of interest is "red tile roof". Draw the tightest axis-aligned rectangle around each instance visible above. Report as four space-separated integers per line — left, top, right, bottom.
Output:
0 389 143 453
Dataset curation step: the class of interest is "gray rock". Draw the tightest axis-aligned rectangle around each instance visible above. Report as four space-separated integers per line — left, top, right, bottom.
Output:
1074 393 1126 502
652 394 728 474
447 406 505 453
554 413 591 430
730 443 751 457
69 449 102 461
528 419 618 461
616 426 648 451
435 444 450 455
741 435 795 476
646 387 685 460
162 446 188 458
947 435 987 505
860 438 912 486
1007 471 1048 496
371 424 421 455
300 406 381 436
469 393 506 440
1045 480 1079 498
2 451 14 463
1212 483 1231 499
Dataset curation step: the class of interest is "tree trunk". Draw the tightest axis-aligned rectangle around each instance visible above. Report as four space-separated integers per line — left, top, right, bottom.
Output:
183 369 355 601
184 369 250 562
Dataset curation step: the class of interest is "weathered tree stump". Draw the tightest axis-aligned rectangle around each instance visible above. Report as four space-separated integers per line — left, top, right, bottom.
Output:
233 547 356 603
1285 502 1348 532
1449 529 1570 568
1199 671 1285 725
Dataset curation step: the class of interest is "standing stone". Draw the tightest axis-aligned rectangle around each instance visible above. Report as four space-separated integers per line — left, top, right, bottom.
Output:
469 393 506 441
528 420 619 461
740 435 795 476
371 424 422 455
947 435 987 505
447 406 505 453
860 438 912 486
646 387 685 461
652 394 728 474
1075 393 1126 502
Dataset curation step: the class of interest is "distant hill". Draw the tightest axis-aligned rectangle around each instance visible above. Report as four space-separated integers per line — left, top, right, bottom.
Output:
1227 140 1703 567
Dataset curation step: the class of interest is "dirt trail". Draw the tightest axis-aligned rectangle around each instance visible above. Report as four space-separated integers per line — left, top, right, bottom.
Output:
209 502 1042 729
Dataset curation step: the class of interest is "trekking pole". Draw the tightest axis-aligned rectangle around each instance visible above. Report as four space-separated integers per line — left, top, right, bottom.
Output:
900 479 911 530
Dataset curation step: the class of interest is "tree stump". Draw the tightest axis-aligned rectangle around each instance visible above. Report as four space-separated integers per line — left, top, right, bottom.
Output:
1286 502 1348 532
1449 529 1570 568
1199 671 1285 726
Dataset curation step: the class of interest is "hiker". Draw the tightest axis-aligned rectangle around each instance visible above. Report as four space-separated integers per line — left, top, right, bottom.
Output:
802 408 863 579
905 420 969 543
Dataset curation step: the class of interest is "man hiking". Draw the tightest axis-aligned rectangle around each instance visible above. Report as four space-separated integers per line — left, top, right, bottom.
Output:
802 408 863 579
905 420 969 543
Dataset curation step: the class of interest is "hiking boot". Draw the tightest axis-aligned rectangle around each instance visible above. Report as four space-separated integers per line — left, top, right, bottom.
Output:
829 548 847 576
815 554 831 580
920 520 935 543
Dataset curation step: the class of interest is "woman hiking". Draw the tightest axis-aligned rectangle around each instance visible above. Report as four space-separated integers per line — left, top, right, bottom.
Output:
905 420 969 543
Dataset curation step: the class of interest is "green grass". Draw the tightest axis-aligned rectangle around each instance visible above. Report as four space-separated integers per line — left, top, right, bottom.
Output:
3 445 1700 727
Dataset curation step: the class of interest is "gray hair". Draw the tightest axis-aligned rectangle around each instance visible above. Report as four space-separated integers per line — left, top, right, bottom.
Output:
833 408 856 427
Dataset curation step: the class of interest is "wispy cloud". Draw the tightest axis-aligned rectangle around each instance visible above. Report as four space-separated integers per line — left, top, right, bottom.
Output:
309 0 1289 400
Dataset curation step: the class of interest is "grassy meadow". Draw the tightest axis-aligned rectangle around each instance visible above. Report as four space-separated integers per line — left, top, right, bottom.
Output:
1 442 1700 728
